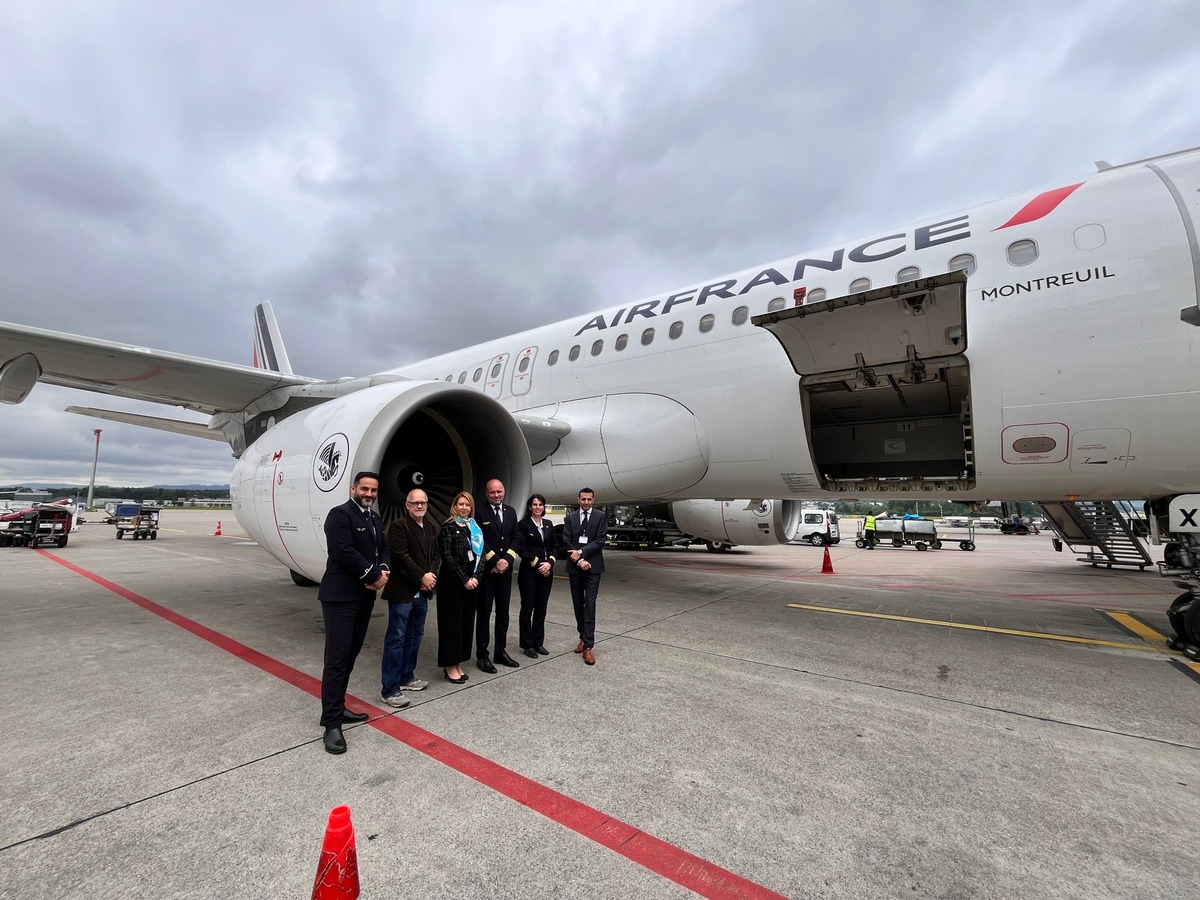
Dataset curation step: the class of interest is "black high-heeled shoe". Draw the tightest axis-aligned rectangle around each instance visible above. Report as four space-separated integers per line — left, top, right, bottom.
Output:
444 669 468 684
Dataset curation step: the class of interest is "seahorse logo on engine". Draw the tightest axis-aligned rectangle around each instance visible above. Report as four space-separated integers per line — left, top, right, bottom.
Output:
313 433 350 492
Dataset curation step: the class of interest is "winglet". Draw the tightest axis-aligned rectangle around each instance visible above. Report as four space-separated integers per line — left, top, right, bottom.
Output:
253 302 294 374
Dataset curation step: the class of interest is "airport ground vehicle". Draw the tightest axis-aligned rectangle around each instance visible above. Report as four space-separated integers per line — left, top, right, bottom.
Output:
797 507 840 545
114 504 162 540
854 517 968 551
0 504 74 548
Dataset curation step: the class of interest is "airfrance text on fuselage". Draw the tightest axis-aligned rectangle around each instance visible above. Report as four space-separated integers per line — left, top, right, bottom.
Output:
574 215 971 337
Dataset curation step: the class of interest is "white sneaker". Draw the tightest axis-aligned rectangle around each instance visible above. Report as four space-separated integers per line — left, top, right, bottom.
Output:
401 678 429 692
382 692 411 709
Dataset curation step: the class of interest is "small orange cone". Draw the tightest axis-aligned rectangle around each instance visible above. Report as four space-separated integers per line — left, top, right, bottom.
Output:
213 520 222 536
821 546 835 574
311 805 360 900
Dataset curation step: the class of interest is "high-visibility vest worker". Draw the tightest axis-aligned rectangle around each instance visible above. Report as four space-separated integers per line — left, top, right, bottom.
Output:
864 515 876 531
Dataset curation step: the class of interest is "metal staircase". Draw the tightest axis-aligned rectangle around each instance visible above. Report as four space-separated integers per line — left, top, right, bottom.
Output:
1038 500 1153 569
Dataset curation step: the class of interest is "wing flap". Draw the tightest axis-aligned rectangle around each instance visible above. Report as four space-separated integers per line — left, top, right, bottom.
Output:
65 406 228 441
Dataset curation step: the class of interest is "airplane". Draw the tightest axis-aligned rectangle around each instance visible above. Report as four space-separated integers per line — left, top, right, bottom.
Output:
3 146 1200 588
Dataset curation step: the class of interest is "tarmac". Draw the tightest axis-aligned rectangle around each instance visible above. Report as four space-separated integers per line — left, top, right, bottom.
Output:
1 510 1197 899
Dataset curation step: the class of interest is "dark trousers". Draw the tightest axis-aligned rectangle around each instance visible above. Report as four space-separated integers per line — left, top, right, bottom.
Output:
518 565 553 649
320 594 375 728
476 569 513 658
436 580 476 668
569 571 601 649
865 528 875 549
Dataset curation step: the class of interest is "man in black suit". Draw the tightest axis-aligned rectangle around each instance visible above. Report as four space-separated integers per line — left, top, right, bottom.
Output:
318 471 390 755
476 478 522 673
563 486 607 666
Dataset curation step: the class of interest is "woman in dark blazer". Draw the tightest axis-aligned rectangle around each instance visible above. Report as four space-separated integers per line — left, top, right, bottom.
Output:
517 493 557 658
436 491 483 683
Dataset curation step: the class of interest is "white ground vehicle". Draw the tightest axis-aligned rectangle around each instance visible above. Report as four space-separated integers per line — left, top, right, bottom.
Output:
797 508 839 545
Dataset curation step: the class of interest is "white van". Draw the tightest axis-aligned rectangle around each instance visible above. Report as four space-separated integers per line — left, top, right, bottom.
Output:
798 508 840 545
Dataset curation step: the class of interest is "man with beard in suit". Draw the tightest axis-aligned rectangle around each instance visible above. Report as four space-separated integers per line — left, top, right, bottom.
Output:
563 487 607 666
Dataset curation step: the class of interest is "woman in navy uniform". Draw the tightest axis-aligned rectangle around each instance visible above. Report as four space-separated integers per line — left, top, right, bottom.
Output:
517 493 557 658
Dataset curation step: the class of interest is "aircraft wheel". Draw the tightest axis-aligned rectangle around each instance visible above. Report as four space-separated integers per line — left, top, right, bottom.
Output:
704 540 730 553
290 570 319 587
855 539 866 548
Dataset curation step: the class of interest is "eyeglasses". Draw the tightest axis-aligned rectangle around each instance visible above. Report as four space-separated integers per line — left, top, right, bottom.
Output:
407 501 428 506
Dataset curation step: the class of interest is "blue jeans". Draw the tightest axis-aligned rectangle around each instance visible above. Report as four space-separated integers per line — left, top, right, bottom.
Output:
382 593 428 696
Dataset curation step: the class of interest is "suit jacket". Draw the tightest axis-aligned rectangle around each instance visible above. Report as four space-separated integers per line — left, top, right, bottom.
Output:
381 514 441 600
478 502 522 574
562 507 607 574
518 517 557 570
318 499 390 602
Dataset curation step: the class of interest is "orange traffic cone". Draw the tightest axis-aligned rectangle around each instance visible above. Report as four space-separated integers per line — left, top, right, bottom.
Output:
311 806 360 900
821 545 835 574
213 520 222 536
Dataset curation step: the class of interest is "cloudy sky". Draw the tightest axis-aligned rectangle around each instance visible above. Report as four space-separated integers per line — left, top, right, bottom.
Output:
1 1 1198 488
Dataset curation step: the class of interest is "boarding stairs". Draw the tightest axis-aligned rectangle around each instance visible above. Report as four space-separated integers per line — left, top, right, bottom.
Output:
1038 500 1153 569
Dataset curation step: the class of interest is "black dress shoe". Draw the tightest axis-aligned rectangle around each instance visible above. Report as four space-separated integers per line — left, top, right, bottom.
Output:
341 710 370 724
523 647 538 659
444 669 468 684
323 726 347 755
495 651 520 668
535 646 549 656
477 656 497 674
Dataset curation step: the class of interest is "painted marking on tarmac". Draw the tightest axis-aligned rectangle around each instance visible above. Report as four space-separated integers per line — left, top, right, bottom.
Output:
36 550 786 900
1100 611 1172 648
1169 660 1200 684
786 603 1179 652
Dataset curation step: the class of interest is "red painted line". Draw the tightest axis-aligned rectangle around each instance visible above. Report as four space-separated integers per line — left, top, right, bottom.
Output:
993 183 1083 230
37 550 787 900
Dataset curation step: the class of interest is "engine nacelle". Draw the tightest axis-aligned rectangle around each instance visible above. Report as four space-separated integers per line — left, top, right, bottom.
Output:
231 381 532 581
670 499 801 546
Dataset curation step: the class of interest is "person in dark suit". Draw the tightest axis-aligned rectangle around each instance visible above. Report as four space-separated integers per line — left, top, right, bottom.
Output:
379 488 440 708
318 471 390 755
562 486 606 666
476 478 522 673
517 493 557 658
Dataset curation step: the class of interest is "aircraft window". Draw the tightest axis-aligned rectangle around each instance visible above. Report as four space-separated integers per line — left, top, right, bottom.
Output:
669 321 684 339
591 340 603 356
615 334 629 351
1007 239 1038 266
849 277 871 292
518 357 530 373
1074 224 1106 251
699 313 715 333
806 289 826 304
546 352 558 367
490 363 501 378
948 253 977 276
897 266 920 281
473 367 483 381
569 345 581 361
445 375 453 381
641 327 655 346
767 297 786 312
732 306 749 326
458 372 467 384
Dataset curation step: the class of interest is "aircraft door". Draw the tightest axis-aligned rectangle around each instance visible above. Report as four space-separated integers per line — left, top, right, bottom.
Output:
511 347 536 396
484 353 509 399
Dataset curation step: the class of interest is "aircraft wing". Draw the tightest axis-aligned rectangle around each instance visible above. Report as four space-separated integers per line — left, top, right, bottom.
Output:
0 320 316 414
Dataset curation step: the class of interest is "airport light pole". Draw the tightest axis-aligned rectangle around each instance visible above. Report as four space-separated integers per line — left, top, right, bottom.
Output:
85 429 102 511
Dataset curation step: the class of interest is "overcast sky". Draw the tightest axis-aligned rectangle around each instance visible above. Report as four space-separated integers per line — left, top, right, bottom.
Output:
1 1 1198 488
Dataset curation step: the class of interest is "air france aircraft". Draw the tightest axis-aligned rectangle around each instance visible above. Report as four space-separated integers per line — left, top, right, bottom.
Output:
3 146 1200 585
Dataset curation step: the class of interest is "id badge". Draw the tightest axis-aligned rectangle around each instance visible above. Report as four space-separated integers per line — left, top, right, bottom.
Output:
578 536 587 545
467 550 475 562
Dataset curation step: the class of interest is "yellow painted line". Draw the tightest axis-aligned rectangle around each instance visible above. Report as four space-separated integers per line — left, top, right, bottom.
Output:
786 603 1177 653
1101 611 1172 648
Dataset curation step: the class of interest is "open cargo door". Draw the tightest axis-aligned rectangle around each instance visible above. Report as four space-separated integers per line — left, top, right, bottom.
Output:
753 271 975 494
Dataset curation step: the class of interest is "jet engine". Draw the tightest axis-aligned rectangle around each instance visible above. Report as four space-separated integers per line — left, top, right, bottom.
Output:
230 381 532 582
670 499 802 547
